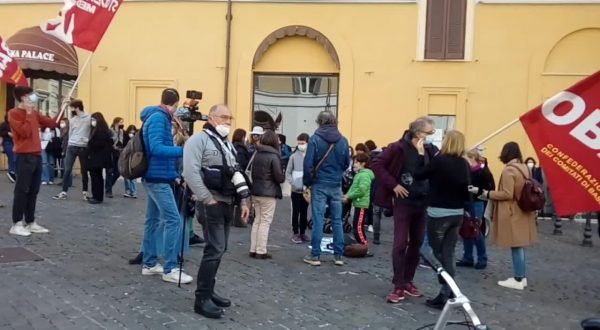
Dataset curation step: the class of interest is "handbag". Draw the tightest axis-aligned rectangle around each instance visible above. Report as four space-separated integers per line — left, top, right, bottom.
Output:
460 160 483 240
303 143 336 203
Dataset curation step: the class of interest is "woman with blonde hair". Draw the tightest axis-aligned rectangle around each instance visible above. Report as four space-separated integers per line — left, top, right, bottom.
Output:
414 130 471 309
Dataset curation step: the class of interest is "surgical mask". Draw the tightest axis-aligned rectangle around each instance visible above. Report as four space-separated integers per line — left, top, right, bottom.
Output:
28 94 38 103
424 135 435 144
527 163 535 169
91 120 97 127
297 144 307 152
60 123 66 129
215 124 231 137
129 133 135 138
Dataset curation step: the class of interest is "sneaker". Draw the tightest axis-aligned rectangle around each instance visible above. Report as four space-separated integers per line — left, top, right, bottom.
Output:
334 255 344 266
189 234 205 246
6 172 16 183
26 222 49 234
419 261 432 269
456 260 475 267
142 264 164 276
82 192 88 200
48 181 54 185
497 277 526 290
386 287 405 303
303 255 321 266
106 192 113 198
291 234 302 244
162 268 193 284
367 225 374 233
41 181 48 185
9 221 31 237
474 263 487 270
52 192 67 200
300 234 309 242
123 193 133 198
403 282 423 297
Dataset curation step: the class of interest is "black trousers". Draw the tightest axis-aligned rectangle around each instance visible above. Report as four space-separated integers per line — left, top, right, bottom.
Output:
352 207 368 245
427 214 463 295
291 192 308 235
12 154 43 224
89 168 104 202
195 201 234 300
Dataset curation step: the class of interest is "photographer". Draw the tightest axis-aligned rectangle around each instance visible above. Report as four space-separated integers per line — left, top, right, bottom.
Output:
183 104 250 319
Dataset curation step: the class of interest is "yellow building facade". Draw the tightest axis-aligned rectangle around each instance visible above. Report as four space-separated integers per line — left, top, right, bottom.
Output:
1 0 600 173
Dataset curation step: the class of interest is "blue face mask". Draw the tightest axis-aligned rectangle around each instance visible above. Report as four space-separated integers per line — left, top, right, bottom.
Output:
28 94 38 103
424 135 435 144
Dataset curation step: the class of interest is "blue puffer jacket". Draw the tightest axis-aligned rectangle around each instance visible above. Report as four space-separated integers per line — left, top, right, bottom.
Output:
140 106 183 183
303 125 350 187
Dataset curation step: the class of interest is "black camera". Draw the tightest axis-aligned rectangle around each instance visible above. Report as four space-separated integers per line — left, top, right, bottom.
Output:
177 90 207 122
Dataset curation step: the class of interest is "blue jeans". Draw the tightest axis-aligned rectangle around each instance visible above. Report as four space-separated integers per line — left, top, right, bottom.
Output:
3 141 16 173
310 183 345 257
462 201 487 264
124 179 137 195
41 151 55 183
511 247 527 278
142 181 183 273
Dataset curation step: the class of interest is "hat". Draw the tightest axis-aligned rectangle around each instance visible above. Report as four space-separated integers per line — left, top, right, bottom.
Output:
250 126 265 135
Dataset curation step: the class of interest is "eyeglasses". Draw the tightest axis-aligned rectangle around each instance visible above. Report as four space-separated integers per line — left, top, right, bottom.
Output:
213 115 234 121
421 129 436 135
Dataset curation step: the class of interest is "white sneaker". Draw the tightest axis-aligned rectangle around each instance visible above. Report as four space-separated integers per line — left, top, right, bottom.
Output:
367 225 374 233
162 268 193 284
9 221 31 237
142 264 164 276
523 278 528 287
82 191 88 200
498 277 526 290
52 192 67 200
26 222 49 234
41 181 48 185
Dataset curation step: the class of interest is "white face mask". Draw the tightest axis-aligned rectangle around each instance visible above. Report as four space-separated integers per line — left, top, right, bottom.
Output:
60 123 66 129
129 133 135 138
91 120 97 127
28 94 38 103
215 124 231 137
527 163 535 169
297 144 307 152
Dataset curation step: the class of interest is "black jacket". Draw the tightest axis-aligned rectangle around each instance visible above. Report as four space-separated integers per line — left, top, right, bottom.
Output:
234 141 251 171
250 145 285 198
414 154 470 209
87 130 113 169
470 164 496 197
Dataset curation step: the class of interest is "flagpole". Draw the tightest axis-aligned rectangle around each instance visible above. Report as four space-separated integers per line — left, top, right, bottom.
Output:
469 117 520 150
56 52 93 122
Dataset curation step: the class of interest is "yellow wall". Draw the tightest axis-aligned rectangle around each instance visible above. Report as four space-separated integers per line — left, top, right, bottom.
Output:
1 1 599 174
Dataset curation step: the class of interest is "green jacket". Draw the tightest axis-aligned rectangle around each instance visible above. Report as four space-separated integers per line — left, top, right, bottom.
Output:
346 168 375 209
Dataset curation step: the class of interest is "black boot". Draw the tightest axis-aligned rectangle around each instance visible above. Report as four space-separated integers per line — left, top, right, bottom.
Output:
189 234 205 246
211 291 231 308
194 299 224 319
373 234 381 245
425 293 448 310
128 252 143 265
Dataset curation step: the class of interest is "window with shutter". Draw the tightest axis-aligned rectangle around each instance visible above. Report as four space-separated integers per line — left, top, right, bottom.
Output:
424 0 467 60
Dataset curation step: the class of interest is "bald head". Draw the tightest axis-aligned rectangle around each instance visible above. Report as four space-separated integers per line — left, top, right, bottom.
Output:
208 104 233 128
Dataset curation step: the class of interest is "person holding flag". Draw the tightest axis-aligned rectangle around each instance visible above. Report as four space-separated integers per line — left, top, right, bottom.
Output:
8 86 59 236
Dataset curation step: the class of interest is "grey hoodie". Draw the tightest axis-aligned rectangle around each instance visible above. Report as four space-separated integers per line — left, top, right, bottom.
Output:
286 150 306 193
68 112 91 147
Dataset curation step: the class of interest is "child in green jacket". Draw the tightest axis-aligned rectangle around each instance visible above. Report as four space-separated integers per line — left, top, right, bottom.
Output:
343 153 375 245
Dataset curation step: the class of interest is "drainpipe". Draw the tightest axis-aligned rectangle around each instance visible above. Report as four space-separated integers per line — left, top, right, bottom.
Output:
223 0 233 104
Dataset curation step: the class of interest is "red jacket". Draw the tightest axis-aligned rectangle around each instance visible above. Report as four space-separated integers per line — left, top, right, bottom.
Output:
8 108 59 155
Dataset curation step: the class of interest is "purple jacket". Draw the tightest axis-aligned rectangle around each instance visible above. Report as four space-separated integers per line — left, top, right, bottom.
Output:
371 132 438 209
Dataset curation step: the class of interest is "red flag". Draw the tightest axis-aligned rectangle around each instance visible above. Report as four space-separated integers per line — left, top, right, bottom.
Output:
0 36 28 87
520 71 600 215
40 0 123 52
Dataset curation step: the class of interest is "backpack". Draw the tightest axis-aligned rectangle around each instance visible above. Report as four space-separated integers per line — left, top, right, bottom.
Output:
118 125 147 180
508 164 546 212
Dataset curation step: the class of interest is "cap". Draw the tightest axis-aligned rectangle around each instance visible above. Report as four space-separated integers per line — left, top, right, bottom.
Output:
250 126 265 135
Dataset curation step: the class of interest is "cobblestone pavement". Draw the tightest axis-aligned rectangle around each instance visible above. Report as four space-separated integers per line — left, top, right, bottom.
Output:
0 176 599 330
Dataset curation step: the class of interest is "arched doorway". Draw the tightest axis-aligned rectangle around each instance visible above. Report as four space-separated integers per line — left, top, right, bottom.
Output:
252 26 341 144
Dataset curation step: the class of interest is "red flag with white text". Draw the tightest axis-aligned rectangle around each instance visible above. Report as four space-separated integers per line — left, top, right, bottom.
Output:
40 0 123 52
520 71 600 215
0 36 29 87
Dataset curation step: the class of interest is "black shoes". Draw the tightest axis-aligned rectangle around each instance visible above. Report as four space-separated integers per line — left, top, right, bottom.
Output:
373 234 381 245
211 292 231 308
189 234 205 246
88 198 102 204
456 260 474 267
425 293 449 310
129 252 143 265
194 299 224 319
474 263 487 270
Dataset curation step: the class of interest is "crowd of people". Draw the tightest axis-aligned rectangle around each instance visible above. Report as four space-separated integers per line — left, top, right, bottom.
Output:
2 86 545 320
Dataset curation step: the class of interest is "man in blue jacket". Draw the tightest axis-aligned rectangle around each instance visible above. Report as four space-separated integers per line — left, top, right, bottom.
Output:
303 110 350 266
139 88 193 284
